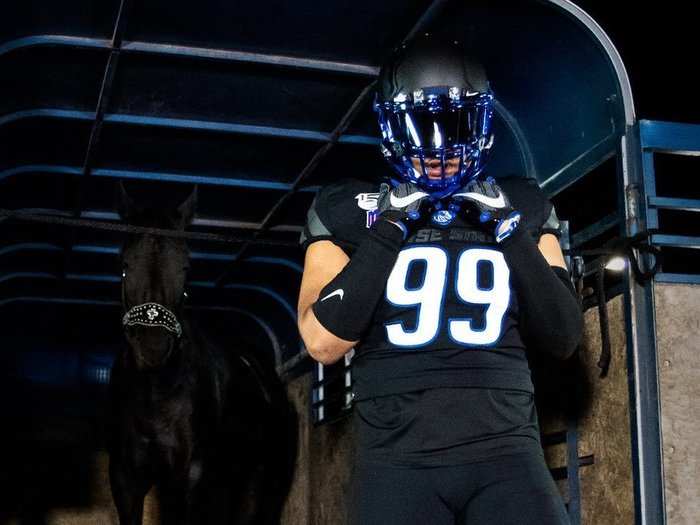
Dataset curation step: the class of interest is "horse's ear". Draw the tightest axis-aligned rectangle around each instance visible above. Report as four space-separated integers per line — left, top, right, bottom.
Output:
175 186 198 229
116 180 137 221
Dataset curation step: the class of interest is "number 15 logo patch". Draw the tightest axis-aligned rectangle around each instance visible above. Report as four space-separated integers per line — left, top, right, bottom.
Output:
355 192 380 228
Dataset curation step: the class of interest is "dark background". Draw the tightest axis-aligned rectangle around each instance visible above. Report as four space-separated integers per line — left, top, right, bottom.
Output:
577 1 698 124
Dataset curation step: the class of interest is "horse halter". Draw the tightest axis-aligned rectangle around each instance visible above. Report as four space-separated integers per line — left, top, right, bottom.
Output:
121 270 184 338
122 302 183 338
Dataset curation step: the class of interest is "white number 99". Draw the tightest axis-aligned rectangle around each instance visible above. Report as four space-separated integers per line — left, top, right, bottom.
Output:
385 246 510 348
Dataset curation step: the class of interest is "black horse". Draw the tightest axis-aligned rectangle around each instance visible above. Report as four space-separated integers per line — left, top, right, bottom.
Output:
108 183 296 525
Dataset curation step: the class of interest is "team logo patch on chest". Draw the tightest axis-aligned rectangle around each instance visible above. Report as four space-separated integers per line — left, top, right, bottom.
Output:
355 192 381 228
430 209 457 228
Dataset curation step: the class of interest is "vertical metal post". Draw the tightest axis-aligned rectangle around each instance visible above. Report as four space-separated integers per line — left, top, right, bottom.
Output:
559 218 581 524
566 416 581 524
618 125 666 525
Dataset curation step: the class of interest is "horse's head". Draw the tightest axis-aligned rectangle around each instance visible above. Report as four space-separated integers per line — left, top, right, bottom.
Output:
117 181 197 370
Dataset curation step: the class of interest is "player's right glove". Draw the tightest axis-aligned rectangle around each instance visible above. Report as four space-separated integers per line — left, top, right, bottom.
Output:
375 182 432 239
449 176 521 243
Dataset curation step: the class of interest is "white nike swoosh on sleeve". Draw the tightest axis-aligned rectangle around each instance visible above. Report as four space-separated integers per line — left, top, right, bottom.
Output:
320 289 344 302
389 192 430 208
451 192 506 208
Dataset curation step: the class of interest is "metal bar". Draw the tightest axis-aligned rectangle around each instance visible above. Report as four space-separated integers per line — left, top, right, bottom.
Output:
0 35 111 57
403 0 453 42
0 296 119 308
74 0 133 212
0 208 299 247
0 207 304 233
619 126 667 525
650 234 700 249
213 81 377 286
0 271 55 284
549 455 595 482
121 40 379 77
66 0 133 284
196 306 283 371
0 164 318 192
261 86 376 228
642 151 659 229
0 35 378 77
640 119 700 153
654 273 700 285
0 295 283 368
91 167 318 192
566 417 582 524
540 134 617 195
103 113 377 145
0 108 378 146
0 109 94 127
570 212 620 248
192 216 303 232
547 0 636 126
494 99 536 181
190 281 296 322
278 347 310 378
0 272 297 323
0 165 82 180
0 242 303 272
541 430 568 447
648 196 700 212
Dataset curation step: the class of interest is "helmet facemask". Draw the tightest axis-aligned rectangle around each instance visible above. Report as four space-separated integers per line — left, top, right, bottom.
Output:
374 87 495 199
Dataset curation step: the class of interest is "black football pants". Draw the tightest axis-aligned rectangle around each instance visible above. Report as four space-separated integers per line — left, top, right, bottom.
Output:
350 451 570 525
349 388 570 525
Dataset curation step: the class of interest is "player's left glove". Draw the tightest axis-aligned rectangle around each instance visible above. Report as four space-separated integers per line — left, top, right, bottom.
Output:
449 176 521 243
375 182 432 239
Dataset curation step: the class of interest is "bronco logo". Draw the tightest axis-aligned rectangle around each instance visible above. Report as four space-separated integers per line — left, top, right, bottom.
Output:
431 209 456 227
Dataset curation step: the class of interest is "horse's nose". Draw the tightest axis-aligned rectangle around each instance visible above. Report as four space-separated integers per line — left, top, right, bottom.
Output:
125 326 177 369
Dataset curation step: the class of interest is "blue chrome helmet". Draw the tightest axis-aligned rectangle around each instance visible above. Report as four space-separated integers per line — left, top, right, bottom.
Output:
374 34 495 198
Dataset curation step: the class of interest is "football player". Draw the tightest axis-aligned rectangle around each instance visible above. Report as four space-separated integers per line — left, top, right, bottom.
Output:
297 34 582 525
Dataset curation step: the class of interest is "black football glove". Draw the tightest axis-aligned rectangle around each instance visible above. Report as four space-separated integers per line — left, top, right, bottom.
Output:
449 176 521 243
376 182 432 239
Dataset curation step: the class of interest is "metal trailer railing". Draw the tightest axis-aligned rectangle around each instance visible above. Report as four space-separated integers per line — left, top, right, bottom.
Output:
619 118 700 525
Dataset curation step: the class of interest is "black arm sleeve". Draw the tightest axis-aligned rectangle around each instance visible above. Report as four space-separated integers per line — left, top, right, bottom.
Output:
499 225 583 360
311 219 403 341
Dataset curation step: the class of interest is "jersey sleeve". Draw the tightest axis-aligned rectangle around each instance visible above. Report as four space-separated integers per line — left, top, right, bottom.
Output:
299 178 375 254
299 189 336 251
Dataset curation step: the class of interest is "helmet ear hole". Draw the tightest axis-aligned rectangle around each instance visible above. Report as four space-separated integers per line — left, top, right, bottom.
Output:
479 133 495 152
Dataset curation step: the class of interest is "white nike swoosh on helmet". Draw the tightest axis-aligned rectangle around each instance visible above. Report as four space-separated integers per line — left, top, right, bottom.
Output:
452 192 507 209
320 289 344 302
390 192 429 208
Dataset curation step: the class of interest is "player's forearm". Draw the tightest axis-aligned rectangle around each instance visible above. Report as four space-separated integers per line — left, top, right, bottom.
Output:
310 219 404 342
499 227 583 360
298 305 357 365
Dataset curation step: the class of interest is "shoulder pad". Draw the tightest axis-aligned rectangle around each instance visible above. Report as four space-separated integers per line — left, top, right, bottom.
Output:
300 178 381 253
541 206 562 238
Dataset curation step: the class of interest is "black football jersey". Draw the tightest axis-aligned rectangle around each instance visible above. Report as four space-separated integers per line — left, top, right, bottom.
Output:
301 176 562 401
